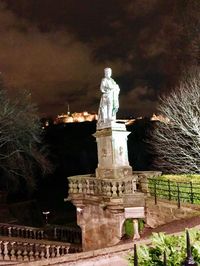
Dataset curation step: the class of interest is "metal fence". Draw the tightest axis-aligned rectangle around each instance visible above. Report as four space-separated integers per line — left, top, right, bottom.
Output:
133 230 198 266
144 178 200 208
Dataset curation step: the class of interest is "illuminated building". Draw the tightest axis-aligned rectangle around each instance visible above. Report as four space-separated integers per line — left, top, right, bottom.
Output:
54 111 98 124
50 112 168 126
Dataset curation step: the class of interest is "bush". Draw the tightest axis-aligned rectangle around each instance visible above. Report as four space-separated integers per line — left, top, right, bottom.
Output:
124 219 146 238
124 219 134 237
127 229 200 265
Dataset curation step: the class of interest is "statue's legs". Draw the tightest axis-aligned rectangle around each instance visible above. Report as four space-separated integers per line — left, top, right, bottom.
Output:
98 96 114 125
107 102 112 121
103 106 109 122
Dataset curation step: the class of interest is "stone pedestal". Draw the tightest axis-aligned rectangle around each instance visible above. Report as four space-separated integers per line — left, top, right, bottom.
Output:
67 123 146 251
94 123 132 179
71 194 125 250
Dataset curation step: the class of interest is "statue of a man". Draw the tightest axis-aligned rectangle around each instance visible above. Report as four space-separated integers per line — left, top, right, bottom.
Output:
97 68 120 128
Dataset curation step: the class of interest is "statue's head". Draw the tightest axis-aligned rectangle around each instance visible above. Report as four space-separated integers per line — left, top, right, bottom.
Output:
104 67 112 78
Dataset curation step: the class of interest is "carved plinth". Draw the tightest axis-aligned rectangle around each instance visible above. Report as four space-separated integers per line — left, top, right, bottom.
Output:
94 123 132 179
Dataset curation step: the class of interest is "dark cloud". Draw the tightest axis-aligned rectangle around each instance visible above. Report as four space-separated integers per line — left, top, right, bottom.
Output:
3 0 127 40
0 2 127 116
0 0 199 117
120 86 157 117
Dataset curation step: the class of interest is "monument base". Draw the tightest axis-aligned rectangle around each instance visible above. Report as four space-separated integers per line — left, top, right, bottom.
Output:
69 191 145 251
94 123 132 179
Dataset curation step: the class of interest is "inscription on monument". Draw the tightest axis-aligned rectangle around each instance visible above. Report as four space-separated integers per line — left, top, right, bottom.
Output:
119 146 123 156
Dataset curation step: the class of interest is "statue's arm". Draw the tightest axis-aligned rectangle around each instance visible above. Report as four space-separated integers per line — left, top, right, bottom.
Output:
100 78 119 93
111 78 120 90
100 78 110 93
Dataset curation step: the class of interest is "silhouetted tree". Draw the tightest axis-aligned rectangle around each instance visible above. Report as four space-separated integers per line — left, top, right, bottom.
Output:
150 68 200 173
0 87 50 192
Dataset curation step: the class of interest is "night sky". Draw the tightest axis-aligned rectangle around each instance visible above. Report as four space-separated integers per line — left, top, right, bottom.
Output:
0 0 199 117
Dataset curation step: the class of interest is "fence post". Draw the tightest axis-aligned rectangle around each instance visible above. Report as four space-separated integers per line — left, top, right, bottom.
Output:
177 184 180 208
190 182 194 204
182 230 197 266
134 244 138 266
163 250 167 266
168 179 171 201
154 180 157 205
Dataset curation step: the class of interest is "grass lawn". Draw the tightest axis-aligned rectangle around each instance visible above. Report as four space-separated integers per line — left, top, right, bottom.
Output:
148 174 200 204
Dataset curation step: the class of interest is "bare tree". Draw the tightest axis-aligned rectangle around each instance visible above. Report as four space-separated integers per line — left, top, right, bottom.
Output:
150 69 200 174
0 88 50 191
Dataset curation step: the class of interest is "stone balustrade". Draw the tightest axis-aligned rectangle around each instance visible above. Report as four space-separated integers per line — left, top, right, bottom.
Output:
52 226 81 244
0 223 45 240
68 174 137 197
0 236 81 263
0 223 82 245
134 171 162 194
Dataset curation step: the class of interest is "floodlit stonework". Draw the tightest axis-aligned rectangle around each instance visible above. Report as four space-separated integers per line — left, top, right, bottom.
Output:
68 174 145 250
95 123 132 179
146 198 200 228
55 112 98 124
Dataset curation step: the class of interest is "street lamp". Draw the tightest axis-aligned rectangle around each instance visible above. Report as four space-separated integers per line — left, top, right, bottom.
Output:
42 211 50 225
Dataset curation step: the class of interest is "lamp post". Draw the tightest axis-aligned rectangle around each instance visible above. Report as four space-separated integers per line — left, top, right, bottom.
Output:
42 211 50 225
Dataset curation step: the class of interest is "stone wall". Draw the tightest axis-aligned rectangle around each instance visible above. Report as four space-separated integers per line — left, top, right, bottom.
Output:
146 197 200 228
76 196 125 251
68 172 145 251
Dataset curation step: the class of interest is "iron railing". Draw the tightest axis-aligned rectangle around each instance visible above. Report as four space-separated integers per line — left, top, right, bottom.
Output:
141 178 200 208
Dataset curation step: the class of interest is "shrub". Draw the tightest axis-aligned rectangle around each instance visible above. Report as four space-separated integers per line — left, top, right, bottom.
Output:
127 229 200 265
124 219 146 238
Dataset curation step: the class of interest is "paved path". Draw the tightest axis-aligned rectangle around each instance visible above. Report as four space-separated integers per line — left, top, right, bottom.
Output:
140 215 200 239
63 216 200 266
1 216 200 266
66 255 127 266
